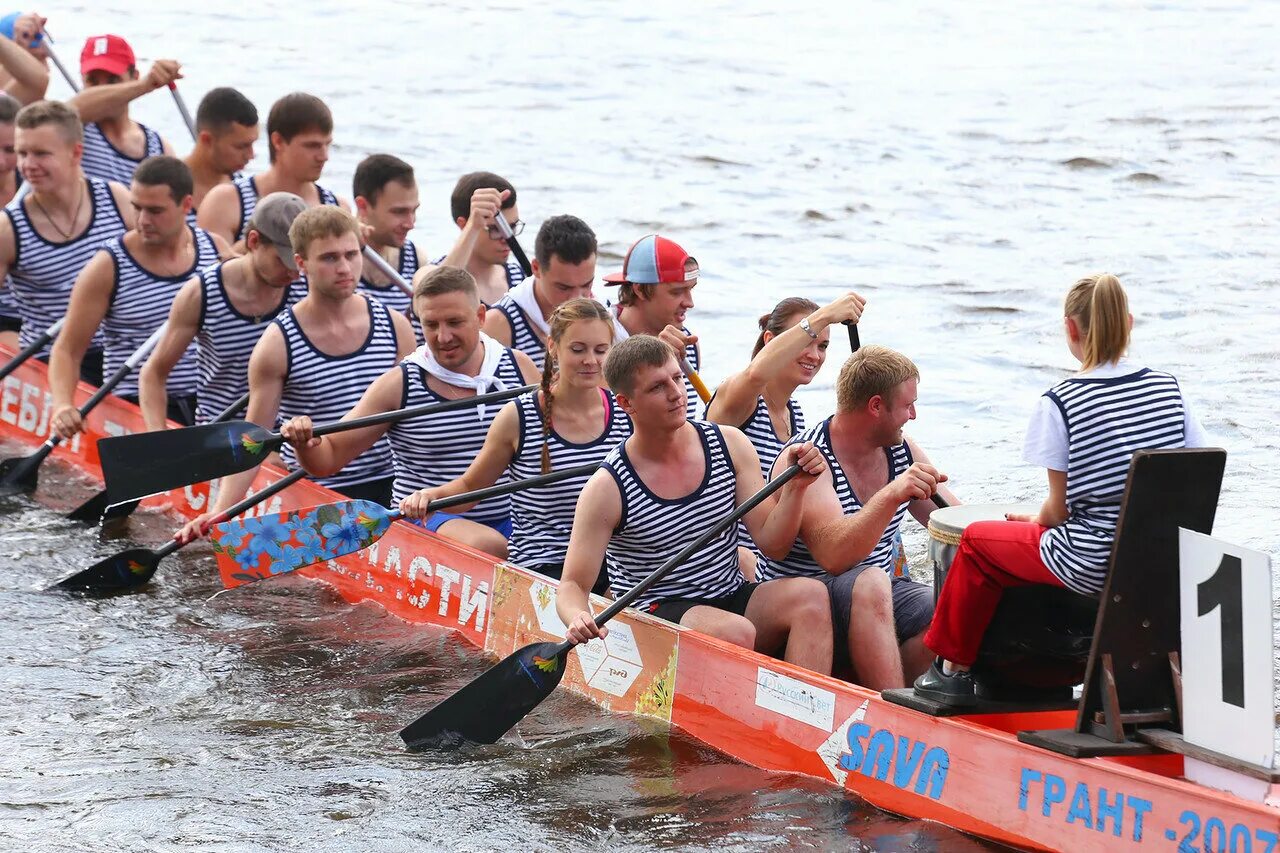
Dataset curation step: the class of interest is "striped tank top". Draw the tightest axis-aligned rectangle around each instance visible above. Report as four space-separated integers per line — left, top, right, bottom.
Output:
386 348 526 522
187 171 244 227
102 225 220 398
760 417 913 581
274 295 400 491
489 294 545 369
680 330 702 419
602 420 744 608
728 393 805 551
4 177 128 352
79 122 164 186
1039 368 1188 594
508 388 633 567
195 263 304 423
233 176 339 241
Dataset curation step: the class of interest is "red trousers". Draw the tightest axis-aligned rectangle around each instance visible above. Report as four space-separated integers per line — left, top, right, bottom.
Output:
923 520 1066 666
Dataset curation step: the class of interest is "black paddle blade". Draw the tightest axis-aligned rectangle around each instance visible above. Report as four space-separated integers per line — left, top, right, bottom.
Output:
400 641 568 749
0 450 44 495
52 547 161 592
98 420 272 502
66 489 111 522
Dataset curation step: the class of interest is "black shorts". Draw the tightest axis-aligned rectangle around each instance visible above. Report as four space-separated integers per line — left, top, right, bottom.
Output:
529 562 612 597
333 476 394 507
647 581 760 625
0 314 20 333
119 393 199 427
35 347 103 386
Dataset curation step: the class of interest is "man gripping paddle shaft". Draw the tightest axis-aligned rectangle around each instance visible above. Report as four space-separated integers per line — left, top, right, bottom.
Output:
555 335 834 675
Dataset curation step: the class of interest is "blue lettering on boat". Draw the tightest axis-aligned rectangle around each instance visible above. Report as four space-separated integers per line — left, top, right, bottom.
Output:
1018 768 1151 842
837 722 948 799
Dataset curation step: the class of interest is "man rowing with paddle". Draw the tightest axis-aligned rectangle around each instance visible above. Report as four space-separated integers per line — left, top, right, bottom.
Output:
482 214 596 369
556 335 834 675
182 87 258 220
180 207 416 541
760 345 960 691
354 153 420 320
0 12 49 104
69 35 177 184
198 92 347 247
48 156 231 436
603 234 703 418
418 172 524 306
138 192 306 429
277 265 540 558
0 99 133 383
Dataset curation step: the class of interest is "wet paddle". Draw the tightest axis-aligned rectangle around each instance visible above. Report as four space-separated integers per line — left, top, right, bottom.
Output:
0 317 64 383
97 383 536 503
398 462 804 749
168 82 196 141
491 211 532 278
52 467 308 592
210 463 598 588
0 324 165 495
66 390 251 524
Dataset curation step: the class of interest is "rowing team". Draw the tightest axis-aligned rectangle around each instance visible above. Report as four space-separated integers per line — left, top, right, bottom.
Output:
0 41 1211 707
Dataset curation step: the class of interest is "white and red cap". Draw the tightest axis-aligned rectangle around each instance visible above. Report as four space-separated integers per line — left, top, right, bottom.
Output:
603 234 698 285
80 34 136 78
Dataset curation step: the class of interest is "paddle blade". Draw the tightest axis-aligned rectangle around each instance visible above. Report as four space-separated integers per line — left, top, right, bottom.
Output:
65 489 111 522
52 547 160 592
400 642 568 749
211 499 395 588
0 452 42 495
98 420 272 502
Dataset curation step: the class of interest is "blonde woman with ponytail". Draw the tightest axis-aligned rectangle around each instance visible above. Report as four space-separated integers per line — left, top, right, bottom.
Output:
914 273 1210 707
400 298 631 590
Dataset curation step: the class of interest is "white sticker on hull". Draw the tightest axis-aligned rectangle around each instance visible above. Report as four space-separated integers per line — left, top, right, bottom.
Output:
755 667 836 732
575 620 643 697
817 699 869 786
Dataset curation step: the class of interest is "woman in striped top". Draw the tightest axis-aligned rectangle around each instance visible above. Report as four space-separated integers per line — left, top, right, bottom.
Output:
707 292 865 574
400 298 630 588
555 335 834 675
915 273 1210 707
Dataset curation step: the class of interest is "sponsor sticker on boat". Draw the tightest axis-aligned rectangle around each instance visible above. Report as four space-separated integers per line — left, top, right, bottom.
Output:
575 620 643 697
754 667 836 732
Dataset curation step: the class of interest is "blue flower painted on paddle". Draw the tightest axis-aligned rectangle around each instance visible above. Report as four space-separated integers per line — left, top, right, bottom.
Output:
234 544 261 574
243 514 292 559
215 519 249 550
290 527 330 566
322 509 367 555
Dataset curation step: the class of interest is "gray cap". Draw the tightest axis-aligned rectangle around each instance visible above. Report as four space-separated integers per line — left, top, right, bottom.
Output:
246 192 307 273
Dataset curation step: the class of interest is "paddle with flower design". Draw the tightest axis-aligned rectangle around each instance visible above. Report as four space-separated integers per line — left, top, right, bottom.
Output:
51 468 308 592
397 462 804 749
208 463 600 588
66 391 251 524
96 384 536 504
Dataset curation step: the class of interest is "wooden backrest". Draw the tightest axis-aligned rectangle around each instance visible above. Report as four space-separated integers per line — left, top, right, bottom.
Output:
1074 448 1227 735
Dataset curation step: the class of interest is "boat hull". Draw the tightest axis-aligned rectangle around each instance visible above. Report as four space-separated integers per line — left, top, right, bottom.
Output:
4 348 1277 852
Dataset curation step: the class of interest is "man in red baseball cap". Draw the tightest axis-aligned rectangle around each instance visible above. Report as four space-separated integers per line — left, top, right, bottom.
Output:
69 34 178 185
603 233 703 417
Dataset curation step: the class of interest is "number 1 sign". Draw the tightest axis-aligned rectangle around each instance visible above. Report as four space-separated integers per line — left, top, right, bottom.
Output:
1179 528 1275 770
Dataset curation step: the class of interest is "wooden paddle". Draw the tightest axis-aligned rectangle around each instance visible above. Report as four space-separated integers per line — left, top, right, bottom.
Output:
0 317 64 383
97 383 536 504
52 468 308 592
210 463 599 588
491 211 533 278
398 462 804 749
168 83 196 141
0 324 165 495
678 356 712 404
66 390 251 524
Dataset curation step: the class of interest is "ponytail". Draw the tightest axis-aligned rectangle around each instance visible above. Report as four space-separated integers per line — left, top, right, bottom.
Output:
752 296 821 357
1064 273 1129 370
539 350 555 475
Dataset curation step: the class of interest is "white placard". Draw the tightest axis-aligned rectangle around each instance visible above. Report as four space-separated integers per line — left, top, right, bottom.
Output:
1179 528 1275 769
755 666 836 732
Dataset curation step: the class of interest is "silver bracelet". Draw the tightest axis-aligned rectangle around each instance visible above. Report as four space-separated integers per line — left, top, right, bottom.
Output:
799 317 818 339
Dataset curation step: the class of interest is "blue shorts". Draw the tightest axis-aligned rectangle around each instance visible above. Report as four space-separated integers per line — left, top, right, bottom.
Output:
413 512 513 539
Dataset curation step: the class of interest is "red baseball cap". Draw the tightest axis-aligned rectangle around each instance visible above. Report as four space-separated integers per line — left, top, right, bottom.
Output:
603 234 698 285
80 34 136 78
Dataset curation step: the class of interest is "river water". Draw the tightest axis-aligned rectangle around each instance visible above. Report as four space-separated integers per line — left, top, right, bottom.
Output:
2 0 1277 850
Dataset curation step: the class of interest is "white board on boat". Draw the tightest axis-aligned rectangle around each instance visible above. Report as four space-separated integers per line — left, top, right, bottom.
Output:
1179 529 1275 770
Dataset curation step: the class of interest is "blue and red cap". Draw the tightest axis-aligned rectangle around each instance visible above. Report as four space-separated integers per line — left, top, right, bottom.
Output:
603 234 698 285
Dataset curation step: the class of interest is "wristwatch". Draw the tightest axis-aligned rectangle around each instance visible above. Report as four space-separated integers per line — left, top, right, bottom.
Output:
799 317 818 339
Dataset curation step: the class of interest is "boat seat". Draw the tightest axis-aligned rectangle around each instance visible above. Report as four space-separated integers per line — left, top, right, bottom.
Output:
1018 448 1226 757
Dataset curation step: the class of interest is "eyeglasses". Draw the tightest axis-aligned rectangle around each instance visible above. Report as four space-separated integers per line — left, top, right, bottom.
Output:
486 218 525 239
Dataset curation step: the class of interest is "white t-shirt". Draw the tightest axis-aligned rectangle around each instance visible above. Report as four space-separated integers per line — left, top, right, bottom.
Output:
1022 358 1210 470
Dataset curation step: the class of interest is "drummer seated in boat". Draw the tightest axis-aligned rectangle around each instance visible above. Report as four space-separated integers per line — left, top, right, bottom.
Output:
760 346 959 692
556 334 835 676
914 273 1210 707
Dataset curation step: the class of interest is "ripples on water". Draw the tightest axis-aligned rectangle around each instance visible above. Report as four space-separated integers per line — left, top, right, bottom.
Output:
4 0 1278 849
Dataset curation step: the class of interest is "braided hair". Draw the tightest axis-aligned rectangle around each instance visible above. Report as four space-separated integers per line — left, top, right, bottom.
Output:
540 298 615 473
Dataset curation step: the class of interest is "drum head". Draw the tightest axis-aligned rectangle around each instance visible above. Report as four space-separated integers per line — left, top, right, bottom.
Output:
927 503 1039 543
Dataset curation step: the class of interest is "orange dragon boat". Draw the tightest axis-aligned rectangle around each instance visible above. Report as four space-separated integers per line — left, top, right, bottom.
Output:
4 347 1278 853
